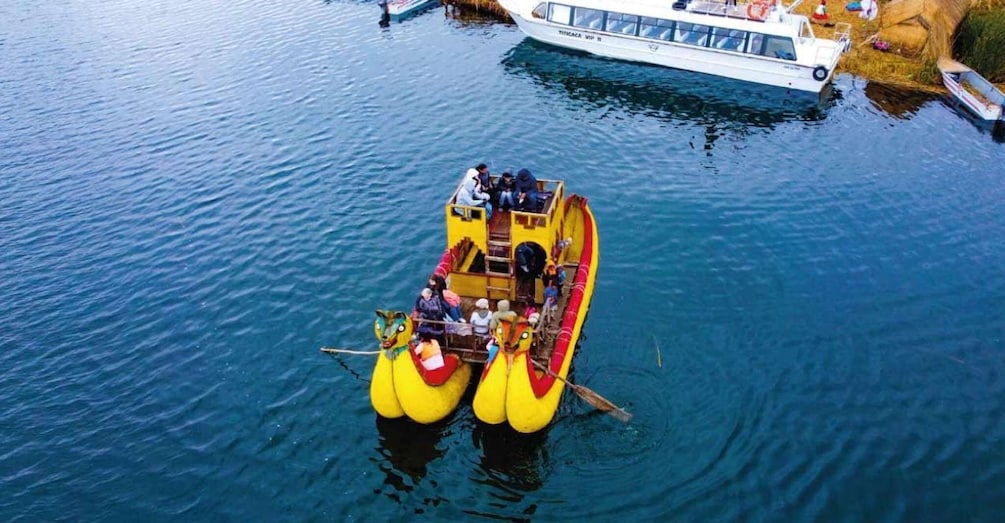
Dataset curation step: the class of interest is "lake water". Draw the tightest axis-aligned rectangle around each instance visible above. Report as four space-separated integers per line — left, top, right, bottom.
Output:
2 0 1005 520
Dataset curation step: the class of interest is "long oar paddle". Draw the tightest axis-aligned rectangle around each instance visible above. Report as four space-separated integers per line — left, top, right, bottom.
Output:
320 347 381 355
531 359 631 423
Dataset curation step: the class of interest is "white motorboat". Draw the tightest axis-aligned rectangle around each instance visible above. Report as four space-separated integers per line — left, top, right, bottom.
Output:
496 0 851 92
938 57 1004 123
385 0 440 21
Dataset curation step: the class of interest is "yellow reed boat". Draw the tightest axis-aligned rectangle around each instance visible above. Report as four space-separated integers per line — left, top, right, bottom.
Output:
368 169 598 431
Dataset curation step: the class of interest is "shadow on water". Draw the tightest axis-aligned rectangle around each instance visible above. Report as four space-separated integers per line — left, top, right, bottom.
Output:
373 416 449 502
862 82 937 120
861 78 1003 143
465 422 550 520
443 1 511 25
502 39 840 130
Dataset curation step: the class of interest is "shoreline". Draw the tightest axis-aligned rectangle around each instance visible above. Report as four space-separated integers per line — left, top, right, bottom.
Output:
443 0 1003 94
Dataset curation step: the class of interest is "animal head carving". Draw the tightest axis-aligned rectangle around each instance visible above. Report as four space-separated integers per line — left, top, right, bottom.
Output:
495 317 533 354
374 309 413 349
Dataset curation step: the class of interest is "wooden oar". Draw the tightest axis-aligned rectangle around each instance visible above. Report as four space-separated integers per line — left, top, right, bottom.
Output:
320 347 381 355
531 359 631 423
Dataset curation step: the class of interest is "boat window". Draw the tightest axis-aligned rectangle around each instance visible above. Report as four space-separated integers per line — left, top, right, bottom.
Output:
605 12 639 35
710 27 746 51
572 7 604 30
674 22 710 47
799 19 815 42
532 2 547 19
745 32 765 54
763 35 796 60
639 17 675 41
547 3 571 24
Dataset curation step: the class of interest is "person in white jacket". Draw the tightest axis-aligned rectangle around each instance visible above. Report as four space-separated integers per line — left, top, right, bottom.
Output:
456 168 493 220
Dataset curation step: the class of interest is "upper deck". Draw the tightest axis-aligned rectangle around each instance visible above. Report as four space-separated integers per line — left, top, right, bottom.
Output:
446 176 566 258
444 176 568 303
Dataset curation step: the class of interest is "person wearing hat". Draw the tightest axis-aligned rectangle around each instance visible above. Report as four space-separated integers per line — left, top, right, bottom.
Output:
457 168 493 220
469 298 493 339
489 299 517 330
514 168 538 212
542 260 564 296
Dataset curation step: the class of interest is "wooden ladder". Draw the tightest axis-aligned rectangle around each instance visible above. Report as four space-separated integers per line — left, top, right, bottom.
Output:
485 237 512 298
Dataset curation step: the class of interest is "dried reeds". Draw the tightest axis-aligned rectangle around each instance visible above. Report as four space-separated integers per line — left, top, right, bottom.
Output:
879 0 971 61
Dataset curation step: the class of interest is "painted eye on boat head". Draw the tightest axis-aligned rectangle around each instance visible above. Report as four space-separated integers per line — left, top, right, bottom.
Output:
397 324 406 332
520 331 529 340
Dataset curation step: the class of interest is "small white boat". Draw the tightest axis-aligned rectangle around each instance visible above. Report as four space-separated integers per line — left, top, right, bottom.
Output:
496 0 851 92
938 57 1004 123
384 0 440 21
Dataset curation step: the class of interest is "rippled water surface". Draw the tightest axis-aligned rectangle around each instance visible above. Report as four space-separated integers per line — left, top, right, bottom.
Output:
3 0 1005 520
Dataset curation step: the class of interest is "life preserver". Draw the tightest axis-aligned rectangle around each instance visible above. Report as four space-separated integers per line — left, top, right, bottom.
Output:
812 65 828 81
747 1 770 20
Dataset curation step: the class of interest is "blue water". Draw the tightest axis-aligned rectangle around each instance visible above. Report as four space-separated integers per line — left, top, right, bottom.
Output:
2 0 1005 520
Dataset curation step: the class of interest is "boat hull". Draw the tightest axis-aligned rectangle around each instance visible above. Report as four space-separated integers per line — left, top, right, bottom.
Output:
938 57 1005 123
472 195 600 433
387 0 439 20
370 349 406 419
370 348 471 423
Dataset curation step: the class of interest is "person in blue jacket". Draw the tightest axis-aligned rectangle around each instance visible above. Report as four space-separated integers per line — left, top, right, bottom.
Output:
514 168 538 212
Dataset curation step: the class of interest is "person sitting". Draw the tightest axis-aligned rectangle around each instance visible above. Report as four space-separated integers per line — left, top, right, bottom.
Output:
497 172 516 211
514 168 539 212
489 299 517 330
415 288 447 342
415 275 447 312
413 335 445 370
442 289 464 323
474 163 497 202
469 298 493 339
457 169 493 220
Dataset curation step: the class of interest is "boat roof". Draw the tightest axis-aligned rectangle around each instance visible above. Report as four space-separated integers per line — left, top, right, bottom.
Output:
938 57 972 74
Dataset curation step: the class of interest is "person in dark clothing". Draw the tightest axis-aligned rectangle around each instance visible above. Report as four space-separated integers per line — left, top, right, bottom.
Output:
474 163 495 201
515 243 535 277
415 287 446 343
497 172 516 211
514 168 539 212
428 274 447 299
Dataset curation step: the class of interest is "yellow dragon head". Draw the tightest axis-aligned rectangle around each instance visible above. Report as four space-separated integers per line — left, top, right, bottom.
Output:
374 310 413 349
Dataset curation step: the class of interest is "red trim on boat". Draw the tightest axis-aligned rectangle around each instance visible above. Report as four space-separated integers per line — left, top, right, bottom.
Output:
527 195 593 398
409 344 463 386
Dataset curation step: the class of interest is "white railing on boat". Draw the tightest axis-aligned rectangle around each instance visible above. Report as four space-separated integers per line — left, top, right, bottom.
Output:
686 0 781 22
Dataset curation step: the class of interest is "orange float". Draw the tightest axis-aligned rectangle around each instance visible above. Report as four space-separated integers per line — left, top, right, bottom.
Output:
746 0 770 20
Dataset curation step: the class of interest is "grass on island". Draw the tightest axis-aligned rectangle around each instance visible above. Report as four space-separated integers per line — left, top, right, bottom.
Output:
954 5 1005 84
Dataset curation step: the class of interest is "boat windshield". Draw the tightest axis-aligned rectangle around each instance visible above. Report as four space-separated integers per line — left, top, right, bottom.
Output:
799 18 815 43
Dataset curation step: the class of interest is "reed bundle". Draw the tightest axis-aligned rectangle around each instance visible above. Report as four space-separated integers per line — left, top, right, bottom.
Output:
879 0 970 60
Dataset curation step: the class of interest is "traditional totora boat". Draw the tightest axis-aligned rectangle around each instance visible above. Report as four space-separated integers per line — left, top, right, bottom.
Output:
496 0 851 92
938 57 1004 126
368 169 599 432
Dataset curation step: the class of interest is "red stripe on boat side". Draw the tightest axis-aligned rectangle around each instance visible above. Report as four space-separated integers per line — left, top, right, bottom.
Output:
528 195 593 398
